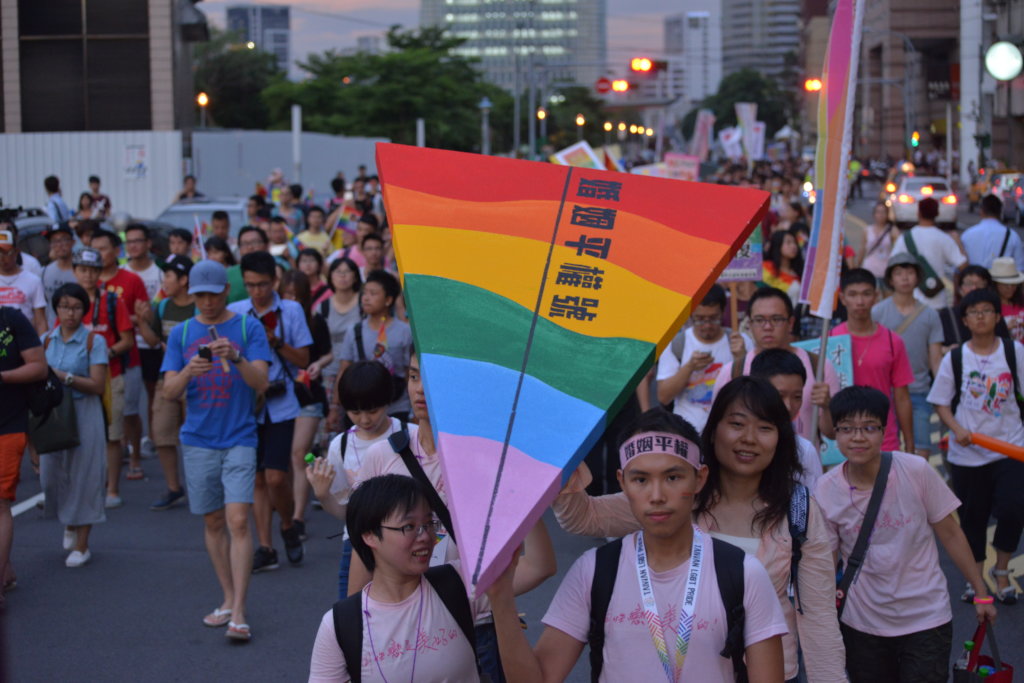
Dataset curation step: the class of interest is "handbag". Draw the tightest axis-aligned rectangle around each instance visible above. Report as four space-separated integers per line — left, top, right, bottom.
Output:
953 622 1014 682
274 348 316 407
28 385 80 454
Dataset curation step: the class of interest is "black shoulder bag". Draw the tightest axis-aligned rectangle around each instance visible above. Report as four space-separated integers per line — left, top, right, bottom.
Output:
836 452 892 617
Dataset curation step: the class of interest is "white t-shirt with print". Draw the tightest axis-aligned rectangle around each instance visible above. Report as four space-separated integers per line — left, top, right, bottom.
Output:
126 262 163 350
0 269 46 321
927 338 1024 466
656 328 751 432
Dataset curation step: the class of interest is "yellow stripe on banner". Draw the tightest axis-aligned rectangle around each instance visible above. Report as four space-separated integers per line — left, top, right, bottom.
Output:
396 224 691 347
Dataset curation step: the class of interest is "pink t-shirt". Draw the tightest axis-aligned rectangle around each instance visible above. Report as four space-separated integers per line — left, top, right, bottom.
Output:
308 567 487 682
543 531 788 682
831 323 914 450
813 451 960 637
712 346 841 441
1003 302 1024 343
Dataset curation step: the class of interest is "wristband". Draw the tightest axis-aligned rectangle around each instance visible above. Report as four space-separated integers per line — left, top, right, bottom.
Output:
973 596 994 605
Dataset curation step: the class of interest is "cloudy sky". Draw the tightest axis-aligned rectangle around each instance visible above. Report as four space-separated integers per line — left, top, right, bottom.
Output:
201 0 668 77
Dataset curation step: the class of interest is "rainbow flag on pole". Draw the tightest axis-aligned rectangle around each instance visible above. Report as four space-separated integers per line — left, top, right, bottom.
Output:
799 0 864 318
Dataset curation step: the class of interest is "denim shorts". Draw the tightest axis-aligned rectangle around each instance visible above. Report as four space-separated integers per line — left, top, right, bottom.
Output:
181 444 257 515
122 364 144 417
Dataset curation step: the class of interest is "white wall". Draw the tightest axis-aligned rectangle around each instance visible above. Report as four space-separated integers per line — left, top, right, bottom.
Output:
0 130 183 218
191 130 387 202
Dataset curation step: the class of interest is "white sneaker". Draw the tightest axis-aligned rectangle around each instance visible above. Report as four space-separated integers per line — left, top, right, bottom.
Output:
65 550 91 568
105 494 123 509
63 528 76 551
140 437 157 459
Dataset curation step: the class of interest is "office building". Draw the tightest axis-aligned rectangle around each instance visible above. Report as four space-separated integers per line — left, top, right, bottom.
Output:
226 4 290 73
720 0 801 83
665 4 723 110
420 0 607 91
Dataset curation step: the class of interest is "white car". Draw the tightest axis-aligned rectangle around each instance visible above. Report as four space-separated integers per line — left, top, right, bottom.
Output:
885 176 958 229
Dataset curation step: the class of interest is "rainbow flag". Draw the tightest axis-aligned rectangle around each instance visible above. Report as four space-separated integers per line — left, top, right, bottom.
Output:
378 143 768 594
799 0 864 318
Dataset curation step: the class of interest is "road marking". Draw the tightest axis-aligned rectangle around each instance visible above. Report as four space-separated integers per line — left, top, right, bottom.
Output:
12 493 43 518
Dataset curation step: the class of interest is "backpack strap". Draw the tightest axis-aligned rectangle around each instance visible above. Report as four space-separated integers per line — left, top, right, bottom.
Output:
388 430 457 546
332 592 365 683
788 484 810 615
951 345 963 414
320 298 330 319
157 298 169 320
712 537 747 683
671 329 686 362
1000 226 1012 258
339 430 350 462
999 336 1024 415
354 321 366 361
588 538 622 682
423 564 478 663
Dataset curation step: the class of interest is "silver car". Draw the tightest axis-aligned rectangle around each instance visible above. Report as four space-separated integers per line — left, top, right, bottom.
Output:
155 196 249 238
885 176 958 229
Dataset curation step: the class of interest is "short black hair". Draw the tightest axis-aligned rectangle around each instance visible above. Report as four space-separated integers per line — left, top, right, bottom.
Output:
338 360 395 411
623 407 701 449
212 210 229 221
125 223 150 240
306 206 325 218
169 227 193 245
331 177 345 193
327 257 362 293
240 250 277 277
748 286 794 318
44 176 60 193
840 267 876 291
248 194 266 207
960 287 1002 319
750 348 807 384
980 194 1002 217
289 183 303 199
88 175 100 185
830 385 889 427
297 248 323 270
52 283 89 314
184 174 196 183
364 269 400 302
357 213 379 231
270 216 287 226
238 225 268 246
700 283 727 310
91 229 121 248
204 236 236 265
347 474 428 573
361 232 384 248
918 197 939 220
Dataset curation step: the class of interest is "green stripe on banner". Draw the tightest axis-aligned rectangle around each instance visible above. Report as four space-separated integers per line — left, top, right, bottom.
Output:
404 273 653 414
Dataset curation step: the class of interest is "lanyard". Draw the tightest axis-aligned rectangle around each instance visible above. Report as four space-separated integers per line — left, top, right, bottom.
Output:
634 527 704 683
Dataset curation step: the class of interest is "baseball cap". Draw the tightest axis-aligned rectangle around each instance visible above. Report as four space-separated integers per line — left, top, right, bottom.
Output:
188 259 228 294
44 224 75 240
72 247 103 268
161 254 194 277
0 230 13 251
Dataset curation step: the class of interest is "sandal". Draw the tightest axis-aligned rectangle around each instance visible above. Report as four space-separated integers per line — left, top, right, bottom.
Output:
960 582 976 604
202 608 232 627
226 621 251 641
990 568 1018 605
126 468 144 481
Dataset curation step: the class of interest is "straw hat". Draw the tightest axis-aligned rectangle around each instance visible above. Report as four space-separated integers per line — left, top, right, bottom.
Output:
990 257 1024 285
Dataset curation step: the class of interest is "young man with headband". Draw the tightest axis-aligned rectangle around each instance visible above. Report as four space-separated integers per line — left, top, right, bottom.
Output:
487 409 787 682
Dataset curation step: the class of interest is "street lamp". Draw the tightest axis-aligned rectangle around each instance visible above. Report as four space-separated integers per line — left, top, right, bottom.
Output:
246 41 255 49
617 122 626 132
985 41 1024 81
536 107 547 154
196 91 209 128
479 97 493 156
575 113 585 141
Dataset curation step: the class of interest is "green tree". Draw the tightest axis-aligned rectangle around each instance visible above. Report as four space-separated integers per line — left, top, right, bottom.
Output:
543 86 609 150
262 26 511 152
194 27 283 129
680 69 791 140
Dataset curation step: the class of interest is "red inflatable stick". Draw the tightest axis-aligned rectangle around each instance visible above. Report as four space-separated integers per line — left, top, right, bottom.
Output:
970 433 1024 463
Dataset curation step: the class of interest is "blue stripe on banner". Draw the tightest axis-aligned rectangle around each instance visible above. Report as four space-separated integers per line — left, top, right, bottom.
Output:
420 353 606 473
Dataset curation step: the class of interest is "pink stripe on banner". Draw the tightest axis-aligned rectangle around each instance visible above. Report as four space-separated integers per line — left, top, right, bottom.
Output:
436 432 563 595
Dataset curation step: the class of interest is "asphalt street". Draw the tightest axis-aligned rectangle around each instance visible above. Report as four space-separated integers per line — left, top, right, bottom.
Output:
3 187 1021 681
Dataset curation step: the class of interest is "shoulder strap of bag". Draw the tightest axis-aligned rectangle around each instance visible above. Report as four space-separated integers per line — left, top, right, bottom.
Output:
951 346 964 414
387 430 456 546
902 232 941 290
865 223 894 257
353 321 367 361
999 336 1024 415
339 430 350 462
712 537 748 683
424 564 479 661
836 452 892 618
588 537 623 682
894 302 927 336
1000 226 1012 258
320 298 330 319
671 329 687 362
332 593 364 683
788 483 810 614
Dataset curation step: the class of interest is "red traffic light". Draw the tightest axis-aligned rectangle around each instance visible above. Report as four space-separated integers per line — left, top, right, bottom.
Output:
631 57 653 72
611 79 630 92
804 78 823 92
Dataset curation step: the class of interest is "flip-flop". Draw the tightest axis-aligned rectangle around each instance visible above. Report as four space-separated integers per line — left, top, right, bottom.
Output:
202 608 232 627
126 468 145 481
226 621 251 641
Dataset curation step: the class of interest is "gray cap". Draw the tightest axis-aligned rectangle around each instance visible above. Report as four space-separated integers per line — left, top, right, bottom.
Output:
188 259 228 294
885 251 922 281
71 247 103 268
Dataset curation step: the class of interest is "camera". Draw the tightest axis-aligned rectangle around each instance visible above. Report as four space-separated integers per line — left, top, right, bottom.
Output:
265 379 288 399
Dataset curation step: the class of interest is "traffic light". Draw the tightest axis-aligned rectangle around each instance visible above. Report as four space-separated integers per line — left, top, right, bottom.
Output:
804 78 823 92
911 130 920 147
611 79 630 93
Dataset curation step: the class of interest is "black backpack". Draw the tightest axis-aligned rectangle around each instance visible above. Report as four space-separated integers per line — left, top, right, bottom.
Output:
588 536 749 682
332 563 478 682
950 337 1024 416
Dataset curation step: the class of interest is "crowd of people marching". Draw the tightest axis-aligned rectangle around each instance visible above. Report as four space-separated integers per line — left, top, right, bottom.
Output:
0 160 1021 681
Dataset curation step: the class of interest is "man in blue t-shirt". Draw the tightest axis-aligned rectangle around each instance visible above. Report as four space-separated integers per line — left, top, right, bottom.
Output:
161 260 271 642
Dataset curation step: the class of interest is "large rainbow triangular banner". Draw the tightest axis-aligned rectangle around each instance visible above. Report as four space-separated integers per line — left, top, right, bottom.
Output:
799 0 864 318
378 143 769 594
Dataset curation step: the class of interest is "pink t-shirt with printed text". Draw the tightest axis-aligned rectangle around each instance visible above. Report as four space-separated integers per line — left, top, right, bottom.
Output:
542 531 788 682
813 451 960 637
831 322 914 450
